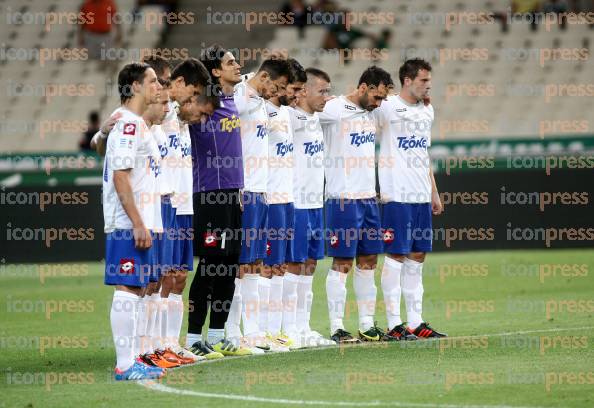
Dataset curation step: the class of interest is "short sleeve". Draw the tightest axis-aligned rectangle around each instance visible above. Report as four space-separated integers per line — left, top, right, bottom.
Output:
108 119 141 170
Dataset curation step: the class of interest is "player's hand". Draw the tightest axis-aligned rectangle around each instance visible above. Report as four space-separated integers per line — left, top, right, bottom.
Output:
423 96 431 106
133 225 152 249
101 112 122 136
239 190 244 212
431 191 443 215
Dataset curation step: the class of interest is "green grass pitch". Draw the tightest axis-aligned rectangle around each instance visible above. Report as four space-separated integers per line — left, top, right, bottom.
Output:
2 249 593 407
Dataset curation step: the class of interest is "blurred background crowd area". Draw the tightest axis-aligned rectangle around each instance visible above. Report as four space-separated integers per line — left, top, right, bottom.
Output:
0 0 592 159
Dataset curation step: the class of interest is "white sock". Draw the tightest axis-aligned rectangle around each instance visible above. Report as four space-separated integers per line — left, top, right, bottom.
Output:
281 273 300 334
268 275 284 335
207 328 225 345
354 266 377 332
111 290 139 371
135 296 148 355
258 276 271 333
381 257 403 329
159 296 168 348
186 333 201 347
241 274 260 337
146 293 159 352
326 269 347 334
148 293 161 351
297 275 313 333
225 278 243 344
402 258 424 329
166 293 183 347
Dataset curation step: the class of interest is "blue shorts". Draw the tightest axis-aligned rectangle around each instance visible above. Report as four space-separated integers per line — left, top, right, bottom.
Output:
174 214 194 271
104 229 154 287
264 203 295 266
381 202 433 254
325 198 383 259
240 191 268 264
288 207 324 263
153 196 177 280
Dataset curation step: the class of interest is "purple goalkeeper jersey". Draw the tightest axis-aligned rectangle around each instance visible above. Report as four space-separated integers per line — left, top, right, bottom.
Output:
189 94 244 192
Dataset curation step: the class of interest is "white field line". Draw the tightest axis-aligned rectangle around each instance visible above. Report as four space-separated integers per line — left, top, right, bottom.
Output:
138 325 594 408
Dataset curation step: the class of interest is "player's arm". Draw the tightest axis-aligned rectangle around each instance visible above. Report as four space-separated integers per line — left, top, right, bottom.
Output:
429 164 443 215
90 112 122 156
113 169 152 249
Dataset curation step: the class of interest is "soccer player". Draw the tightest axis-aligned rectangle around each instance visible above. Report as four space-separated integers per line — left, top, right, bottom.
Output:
233 59 290 351
320 66 393 343
284 67 335 347
185 45 252 358
91 65 182 369
375 59 446 339
102 62 165 380
155 58 213 361
260 58 306 350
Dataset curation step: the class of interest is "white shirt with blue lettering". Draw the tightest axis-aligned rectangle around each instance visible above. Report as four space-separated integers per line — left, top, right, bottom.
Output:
375 94 433 203
160 101 182 205
266 102 294 204
288 106 325 209
319 96 377 200
174 122 194 215
102 108 161 233
234 80 269 193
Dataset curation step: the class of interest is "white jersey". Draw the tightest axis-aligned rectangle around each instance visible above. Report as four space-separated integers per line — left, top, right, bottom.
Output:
151 124 172 197
319 96 377 200
161 101 182 206
266 102 294 204
376 94 433 203
234 80 268 193
288 106 325 209
102 108 161 233
174 122 194 215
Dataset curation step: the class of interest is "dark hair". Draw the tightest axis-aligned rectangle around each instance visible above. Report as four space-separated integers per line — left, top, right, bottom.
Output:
357 66 393 88
117 62 151 104
305 67 330 83
199 44 229 85
257 59 290 81
287 58 307 83
89 111 99 123
141 55 171 79
171 58 211 87
399 58 432 86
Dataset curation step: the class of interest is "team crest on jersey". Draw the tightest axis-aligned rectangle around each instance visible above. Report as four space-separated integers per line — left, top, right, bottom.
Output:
123 123 136 136
266 241 271 256
329 234 339 248
204 233 217 248
119 258 135 274
383 229 395 244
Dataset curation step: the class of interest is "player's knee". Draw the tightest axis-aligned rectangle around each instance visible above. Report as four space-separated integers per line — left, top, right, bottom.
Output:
409 252 426 263
332 258 353 274
387 253 406 263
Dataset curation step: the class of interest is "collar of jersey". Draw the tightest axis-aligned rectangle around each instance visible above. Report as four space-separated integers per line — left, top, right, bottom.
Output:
395 94 422 108
340 95 364 112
